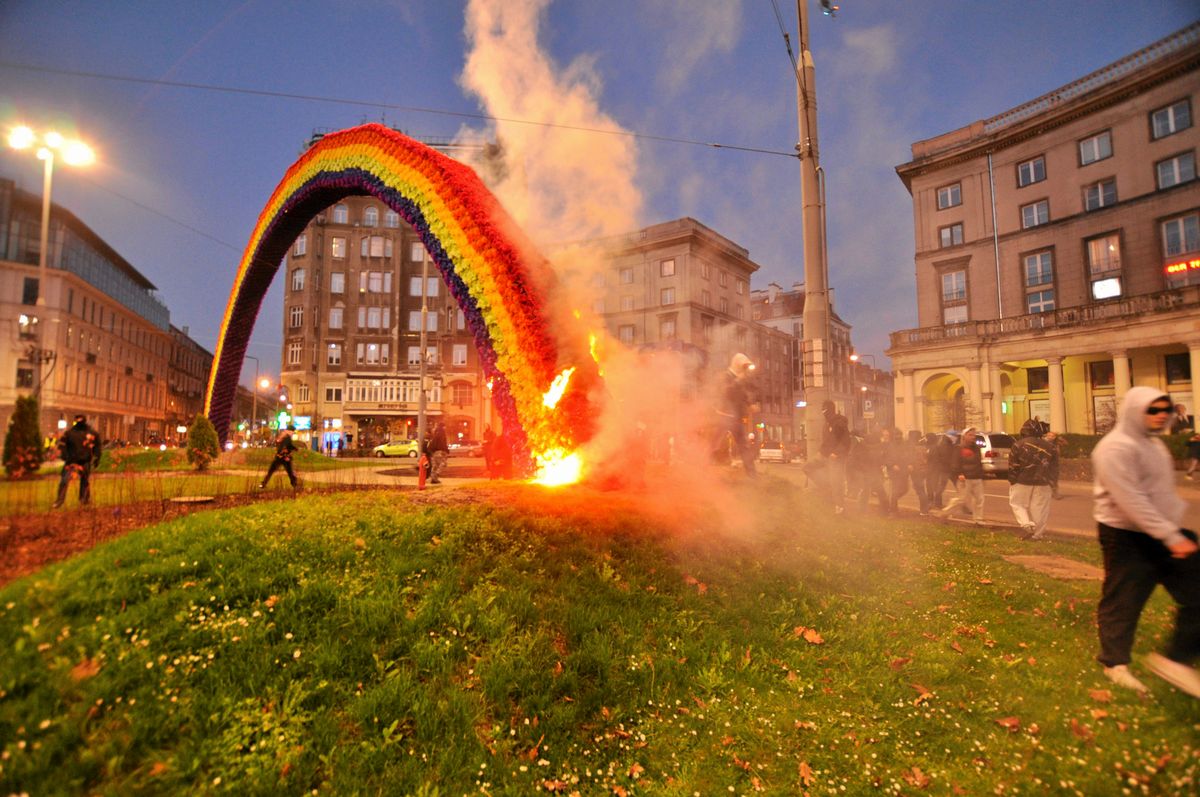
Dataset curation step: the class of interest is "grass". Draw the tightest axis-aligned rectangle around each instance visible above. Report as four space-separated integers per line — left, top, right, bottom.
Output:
1 477 1197 795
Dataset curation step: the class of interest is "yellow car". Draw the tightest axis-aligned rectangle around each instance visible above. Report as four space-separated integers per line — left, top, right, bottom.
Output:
372 439 420 458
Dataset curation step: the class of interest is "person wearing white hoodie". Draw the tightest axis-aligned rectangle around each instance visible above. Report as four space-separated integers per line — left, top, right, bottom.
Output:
1092 386 1200 697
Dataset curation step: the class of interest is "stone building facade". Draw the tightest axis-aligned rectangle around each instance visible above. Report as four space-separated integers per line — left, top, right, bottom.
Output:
890 24 1200 435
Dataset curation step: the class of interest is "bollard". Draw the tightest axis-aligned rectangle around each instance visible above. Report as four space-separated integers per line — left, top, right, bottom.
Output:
418 453 428 490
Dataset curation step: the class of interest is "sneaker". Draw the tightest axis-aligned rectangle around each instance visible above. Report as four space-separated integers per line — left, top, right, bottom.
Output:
1145 653 1200 698
1103 664 1149 693
1020 525 1036 540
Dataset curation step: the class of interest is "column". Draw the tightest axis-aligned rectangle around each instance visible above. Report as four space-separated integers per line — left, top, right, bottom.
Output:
986 362 1004 432
967 365 983 427
1111 350 1131 404
1189 345 1200 408
1047 356 1067 433
901 369 917 433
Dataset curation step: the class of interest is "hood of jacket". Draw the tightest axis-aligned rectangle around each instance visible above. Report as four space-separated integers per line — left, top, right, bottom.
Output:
1114 385 1171 438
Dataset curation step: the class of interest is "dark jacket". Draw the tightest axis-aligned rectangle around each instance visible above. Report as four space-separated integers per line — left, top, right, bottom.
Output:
820 411 851 458
427 426 449 454
1008 434 1059 486
273 431 297 460
58 423 101 467
949 435 984 480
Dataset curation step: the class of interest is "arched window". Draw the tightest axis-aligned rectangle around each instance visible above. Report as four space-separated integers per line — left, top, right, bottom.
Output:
332 204 349 224
384 210 400 228
363 206 379 227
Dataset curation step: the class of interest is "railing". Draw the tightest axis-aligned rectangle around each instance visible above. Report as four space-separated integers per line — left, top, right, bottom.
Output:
890 285 1200 349
982 22 1200 134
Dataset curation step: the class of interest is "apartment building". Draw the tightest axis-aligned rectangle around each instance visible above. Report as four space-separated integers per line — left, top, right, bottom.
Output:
166 325 213 444
890 24 1200 434
590 217 794 443
0 178 175 444
279 195 490 451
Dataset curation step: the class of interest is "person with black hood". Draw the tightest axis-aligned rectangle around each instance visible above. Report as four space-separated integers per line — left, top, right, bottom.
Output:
937 427 985 524
1008 418 1059 540
53 414 102 508
426 421 449 484
260 424 299 489
1093 387 1200 697
818 400 851 514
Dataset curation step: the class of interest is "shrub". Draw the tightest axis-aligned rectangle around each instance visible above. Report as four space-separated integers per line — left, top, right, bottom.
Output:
186 414 220 471
3 395 45 479
1059 431 1194 463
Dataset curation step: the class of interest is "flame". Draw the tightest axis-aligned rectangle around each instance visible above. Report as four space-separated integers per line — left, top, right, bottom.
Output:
542 367 576 410
588 333 605 377
532 448 583 486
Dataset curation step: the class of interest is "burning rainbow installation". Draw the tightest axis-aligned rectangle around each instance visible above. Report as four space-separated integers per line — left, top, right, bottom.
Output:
204 124 601 482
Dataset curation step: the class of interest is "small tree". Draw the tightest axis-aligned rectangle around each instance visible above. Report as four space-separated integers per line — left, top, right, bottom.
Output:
186 413 220 472
3 395 45 479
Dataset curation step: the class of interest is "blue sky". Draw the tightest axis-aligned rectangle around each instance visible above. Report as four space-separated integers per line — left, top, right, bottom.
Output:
1 0 1196 381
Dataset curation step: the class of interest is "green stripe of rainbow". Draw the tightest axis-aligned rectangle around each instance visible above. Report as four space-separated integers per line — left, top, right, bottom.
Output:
204 124 598 467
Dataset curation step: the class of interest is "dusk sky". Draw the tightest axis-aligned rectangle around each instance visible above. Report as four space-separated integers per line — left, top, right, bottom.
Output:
1 0 1196 384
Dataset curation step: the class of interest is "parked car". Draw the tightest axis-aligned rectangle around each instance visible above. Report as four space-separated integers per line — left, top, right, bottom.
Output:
448 439 484 457
372 439 420 458
757 442 792 463
943 430 1015 476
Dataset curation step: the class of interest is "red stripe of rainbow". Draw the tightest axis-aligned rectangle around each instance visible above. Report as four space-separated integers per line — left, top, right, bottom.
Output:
204 124 598 467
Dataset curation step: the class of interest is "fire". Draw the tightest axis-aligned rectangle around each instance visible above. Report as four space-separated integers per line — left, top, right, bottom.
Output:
532 448 583 486
588 333 604 377
542 367 576 410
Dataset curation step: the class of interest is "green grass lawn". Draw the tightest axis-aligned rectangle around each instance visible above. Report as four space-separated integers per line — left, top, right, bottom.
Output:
1 478 1197 795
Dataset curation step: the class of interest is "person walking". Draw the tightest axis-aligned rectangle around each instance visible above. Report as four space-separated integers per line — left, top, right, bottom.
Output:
938 428 985 524
1008 419 1059 540
852 430 888 514
907 430 932 516
260 425 299 489
925 432 953 510
53 414 102 508
714 353 759 478
819 400 851 514
1092 386 1200 697
881 428 910 515
426 421 450 484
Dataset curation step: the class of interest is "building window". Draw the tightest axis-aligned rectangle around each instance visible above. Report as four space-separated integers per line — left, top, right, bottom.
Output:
700 261 710 279
618 325 635 345
941 270 966 325
384 210 400 228
409 276 439 296
331 237 346 259
452 344 467 365
620 295 634 311
736 280 745 295
1024 251 1053 288
325 385 343 402
1079 130 1112 166
1020 200 1049 228
329 307 343 329
293 234 307 256
719 270 728 287
408 311 438 332
448 382 470 406
1087 233 1122 300
1089 361 1115 389
1083 179 1117 211
701 289 711 307
410 242 425 261
1017 156 1045 187
287 342 302 365
332 204 349 224
1157 152 1196 189
1151 99 1192 140
1028 366 1049 392
659 316 676 339
719 297 729 314
327 343 342 365
22 277 38 306
18 314 37 339
1163 213 1200 288
297 384 311 403
456 309 465 331
289 306 303 328
363 206 378 227
291 268 306 291
16 366 34 388
660 287 675 306
331 272 345 294
1026 289 1054 314
701 315 714 342
938 223 963 248
367 307 382 329
619 267 634 284
936 182 961 209
660 258 675 277
1165 353 1191 384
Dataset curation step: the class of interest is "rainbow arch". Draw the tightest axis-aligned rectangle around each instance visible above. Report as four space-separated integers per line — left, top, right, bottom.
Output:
204 123 600 469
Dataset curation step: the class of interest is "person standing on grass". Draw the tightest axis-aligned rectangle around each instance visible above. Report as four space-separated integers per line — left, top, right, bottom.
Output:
53 414 102 509
937 428 985 524
1008 419 1058 540
714 353 759 478
925 432 953 510
426 421 449 484
1093 387 1200 697
260 425 299 489
882 428 910 515
819 400 851 514
907 430 932 516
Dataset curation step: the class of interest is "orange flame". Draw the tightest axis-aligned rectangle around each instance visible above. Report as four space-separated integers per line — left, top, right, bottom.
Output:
542 367 576 410
532 448 583 486
588 333 604 377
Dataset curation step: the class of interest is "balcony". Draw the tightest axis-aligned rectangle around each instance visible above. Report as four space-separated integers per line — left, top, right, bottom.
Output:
890 284 1200 351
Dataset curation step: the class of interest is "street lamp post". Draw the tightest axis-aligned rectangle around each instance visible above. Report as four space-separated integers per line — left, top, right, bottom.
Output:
6 126 94 410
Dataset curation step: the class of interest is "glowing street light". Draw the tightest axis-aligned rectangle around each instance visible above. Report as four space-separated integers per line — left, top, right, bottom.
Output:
7 124 94 401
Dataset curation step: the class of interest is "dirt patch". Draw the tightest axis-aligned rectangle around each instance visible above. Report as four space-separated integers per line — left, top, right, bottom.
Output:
1002 554 1103 581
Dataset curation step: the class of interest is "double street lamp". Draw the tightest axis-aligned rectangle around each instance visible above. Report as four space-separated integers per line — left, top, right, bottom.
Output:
7 125 94 402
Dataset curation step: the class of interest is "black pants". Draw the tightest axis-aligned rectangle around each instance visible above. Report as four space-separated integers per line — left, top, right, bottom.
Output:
1097 523 1200 667
263 456 297 486
55 463 92 505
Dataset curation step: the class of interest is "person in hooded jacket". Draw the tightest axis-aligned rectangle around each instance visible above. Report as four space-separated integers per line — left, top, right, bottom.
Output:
53 414 102 508
1092 387 1200 697
907 430 932 515
818 400 851 513
881 428 910 514
1008 419 1059 540
715 353 759 478
937 427 985 524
